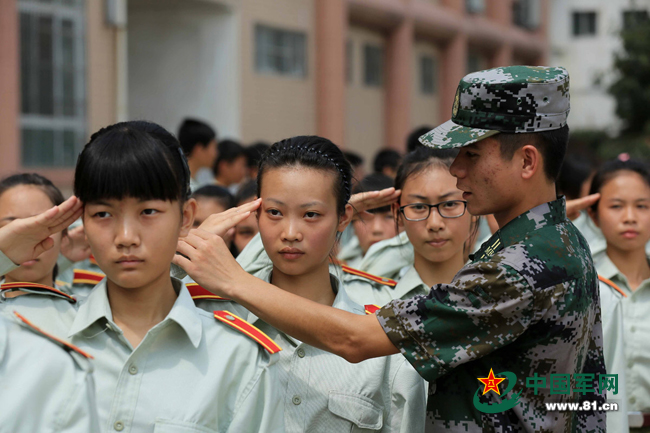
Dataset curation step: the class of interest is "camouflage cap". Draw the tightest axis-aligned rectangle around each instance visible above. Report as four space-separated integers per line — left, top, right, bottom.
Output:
419 65 570 149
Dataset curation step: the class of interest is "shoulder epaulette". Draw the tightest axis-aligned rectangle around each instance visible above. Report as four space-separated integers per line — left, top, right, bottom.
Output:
598 275 627 298
89 255 99 266
341 265 397 287
13 311 92 358
364 304 381 315
186 283 230 301
214 310 281 354
73 269 104 286
1 282 76 303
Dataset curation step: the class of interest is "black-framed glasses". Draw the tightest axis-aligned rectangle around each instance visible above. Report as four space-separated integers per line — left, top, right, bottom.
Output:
399 200 467 221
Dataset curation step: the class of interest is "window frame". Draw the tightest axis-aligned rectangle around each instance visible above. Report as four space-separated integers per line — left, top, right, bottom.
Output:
254 23 307 78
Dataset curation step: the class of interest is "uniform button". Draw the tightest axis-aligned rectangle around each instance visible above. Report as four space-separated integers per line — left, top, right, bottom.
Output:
129 364 138 375
631 326 637 332
292 395 301 405
114 421 124 431
225 315 235 321
628 360 634 368
296 348 305 358
630 396 637 405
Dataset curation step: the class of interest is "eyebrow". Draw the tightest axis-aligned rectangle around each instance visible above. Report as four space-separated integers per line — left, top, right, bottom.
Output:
407 191 459 201
86 200 114 207
265 198 325 208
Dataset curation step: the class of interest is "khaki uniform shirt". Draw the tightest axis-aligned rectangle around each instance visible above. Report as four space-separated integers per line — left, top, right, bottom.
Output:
595 253 650 426
0 278 285 433
356 232 413 281
0 312 100 433
248 268 427 433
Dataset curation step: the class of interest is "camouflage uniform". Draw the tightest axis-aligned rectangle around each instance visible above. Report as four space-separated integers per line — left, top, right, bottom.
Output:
377 66 606 432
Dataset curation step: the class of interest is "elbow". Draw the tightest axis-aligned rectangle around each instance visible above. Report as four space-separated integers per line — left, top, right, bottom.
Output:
338 334 369 364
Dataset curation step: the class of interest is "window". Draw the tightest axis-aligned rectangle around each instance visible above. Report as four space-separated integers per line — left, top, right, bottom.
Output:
465 0 485 14
572 12 597 36
420 55 437 95
363 44 384 87
19 0 85 167
255 24 307 77
623 10 650 30
513 0 541 30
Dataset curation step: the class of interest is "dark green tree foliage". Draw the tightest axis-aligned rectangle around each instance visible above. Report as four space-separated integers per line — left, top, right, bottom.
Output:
610 20 650 135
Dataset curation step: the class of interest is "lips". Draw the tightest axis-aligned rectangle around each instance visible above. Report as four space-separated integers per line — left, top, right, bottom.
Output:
116 256 144 266
621 230 639 239
20 259 39 266
427 239 448 248
279 247 304 259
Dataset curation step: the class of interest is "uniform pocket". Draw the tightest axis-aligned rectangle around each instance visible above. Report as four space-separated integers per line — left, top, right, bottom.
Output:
153 419 218 433
327 391 383 431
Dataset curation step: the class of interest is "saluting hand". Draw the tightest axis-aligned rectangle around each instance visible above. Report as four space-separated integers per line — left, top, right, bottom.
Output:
0 196 83 265
60 224 92 263
173 198 262 298
349 187 401 214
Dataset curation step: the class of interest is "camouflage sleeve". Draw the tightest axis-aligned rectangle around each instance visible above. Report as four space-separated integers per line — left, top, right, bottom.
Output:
376 259 535 382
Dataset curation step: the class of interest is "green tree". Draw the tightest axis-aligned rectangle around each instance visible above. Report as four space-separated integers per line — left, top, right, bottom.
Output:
609 19 650 135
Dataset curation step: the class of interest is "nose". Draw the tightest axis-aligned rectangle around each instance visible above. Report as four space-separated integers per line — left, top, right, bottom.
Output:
369 215 385 235
449 157 465 179
281 218 303 243
115 216 140 249
623 205 637 224
426 208 446 232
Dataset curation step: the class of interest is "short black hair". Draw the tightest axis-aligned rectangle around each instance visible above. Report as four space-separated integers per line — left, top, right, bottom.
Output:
353 173 394 213
75 121 191 205
235 179 258 205
192 185 234 210
407 126 433 153
343 151 364 168
589 159 650 211
178 118 216 156
246 142 270 169
373 149 402 174
497 125 569 181
214 139 246 176
557 154 595 200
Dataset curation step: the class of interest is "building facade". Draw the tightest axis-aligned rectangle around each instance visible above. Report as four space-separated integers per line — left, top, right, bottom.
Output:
0 0 548 190
550 0 650 135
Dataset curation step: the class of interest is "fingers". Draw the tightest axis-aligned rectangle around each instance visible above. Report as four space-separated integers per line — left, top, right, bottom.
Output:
172 251 193 271
566 193 600 220
198 211 251 236
67 225 85 238
33 236 55 257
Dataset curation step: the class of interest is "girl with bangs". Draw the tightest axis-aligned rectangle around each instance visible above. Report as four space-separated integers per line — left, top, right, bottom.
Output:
1 121 283 433
178 136 427 432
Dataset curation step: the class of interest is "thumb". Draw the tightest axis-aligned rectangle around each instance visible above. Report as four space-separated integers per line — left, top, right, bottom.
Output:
33 236 55 258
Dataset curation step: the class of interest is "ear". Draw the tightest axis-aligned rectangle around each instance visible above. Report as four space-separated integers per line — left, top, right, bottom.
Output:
338 203 354 232
180 198 197 237
587 206 599 228
392 202 404 228
520 145 542 181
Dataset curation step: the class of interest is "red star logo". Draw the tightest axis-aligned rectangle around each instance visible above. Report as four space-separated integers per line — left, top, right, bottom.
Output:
477 368 506 395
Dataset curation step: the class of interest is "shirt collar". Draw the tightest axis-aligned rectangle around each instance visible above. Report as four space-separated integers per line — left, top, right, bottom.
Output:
393 265 428 299
68 278 203 348
471 197 567 261
245 268 364 344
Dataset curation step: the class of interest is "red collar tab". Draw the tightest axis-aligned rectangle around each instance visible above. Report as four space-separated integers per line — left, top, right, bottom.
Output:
186 283 230 301
1 282 76 303
341 265 397 287
214 310 281 354
13 311 93 359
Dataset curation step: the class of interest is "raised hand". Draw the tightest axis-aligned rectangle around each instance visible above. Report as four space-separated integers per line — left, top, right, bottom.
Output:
566 193 600 221
194 198 261 239
60 224 92 263
0 196 83 265
349 187 401 214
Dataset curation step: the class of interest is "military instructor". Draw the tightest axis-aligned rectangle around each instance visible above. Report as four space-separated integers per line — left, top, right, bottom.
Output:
175 66 607 432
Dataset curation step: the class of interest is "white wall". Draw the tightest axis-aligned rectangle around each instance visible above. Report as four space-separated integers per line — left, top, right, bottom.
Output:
550 0 650 134
127 0 240 139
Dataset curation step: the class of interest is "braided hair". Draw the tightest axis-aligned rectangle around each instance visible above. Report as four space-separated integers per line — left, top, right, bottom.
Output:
257 136 352 216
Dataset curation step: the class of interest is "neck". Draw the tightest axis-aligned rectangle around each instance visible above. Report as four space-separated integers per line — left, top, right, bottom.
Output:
271 261 336 306
107 267 178 347
413 250 466 288
215 174 229 186
494 183 556 228
606 245 650 291
4 272 54 288
187 158 201 181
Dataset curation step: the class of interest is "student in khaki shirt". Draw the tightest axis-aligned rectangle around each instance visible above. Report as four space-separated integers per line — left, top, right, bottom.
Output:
1 121 284 433
194 136 426 432
587 159 650 432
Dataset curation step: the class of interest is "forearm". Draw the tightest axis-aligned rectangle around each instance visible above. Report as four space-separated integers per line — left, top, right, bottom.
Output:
228 272 398 362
